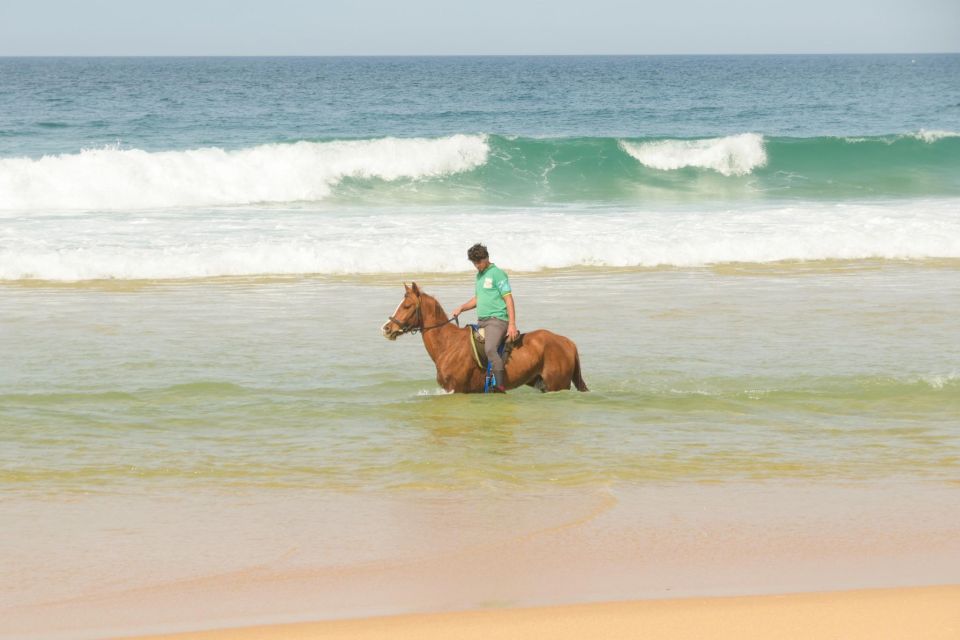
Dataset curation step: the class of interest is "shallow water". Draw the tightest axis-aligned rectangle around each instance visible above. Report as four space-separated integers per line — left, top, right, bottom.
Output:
3 265 958 495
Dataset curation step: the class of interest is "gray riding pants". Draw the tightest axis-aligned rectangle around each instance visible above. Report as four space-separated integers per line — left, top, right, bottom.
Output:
478 317 508 387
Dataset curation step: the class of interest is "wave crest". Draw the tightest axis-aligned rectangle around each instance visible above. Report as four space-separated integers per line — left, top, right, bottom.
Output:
619 133 767 176
0 135 490 211
911 129 960 143
3 132 959 213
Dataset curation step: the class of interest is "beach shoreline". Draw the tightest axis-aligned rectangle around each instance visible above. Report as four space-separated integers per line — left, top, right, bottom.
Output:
120 585 960 640
4 271 960 640
4 480 959 640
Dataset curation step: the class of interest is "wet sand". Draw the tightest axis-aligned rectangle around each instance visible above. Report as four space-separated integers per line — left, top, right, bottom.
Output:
4 482 960 639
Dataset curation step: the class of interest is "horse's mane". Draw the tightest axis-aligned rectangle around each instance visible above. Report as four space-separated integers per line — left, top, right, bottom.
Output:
418 289 447 320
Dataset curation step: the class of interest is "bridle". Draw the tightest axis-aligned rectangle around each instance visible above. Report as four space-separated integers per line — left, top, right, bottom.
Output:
388 296 459 336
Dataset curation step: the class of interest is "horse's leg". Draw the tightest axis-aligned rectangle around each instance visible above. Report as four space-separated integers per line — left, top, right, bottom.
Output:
435 349 483 393
538 341 578 391
525 375 547 393
533 352 566 391
539 367 571 391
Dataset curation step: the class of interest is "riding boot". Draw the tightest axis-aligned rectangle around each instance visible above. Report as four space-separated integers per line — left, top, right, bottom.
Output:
492 366 506 392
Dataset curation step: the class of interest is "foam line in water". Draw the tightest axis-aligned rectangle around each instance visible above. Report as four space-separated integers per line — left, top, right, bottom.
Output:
911 129 960 143
0 135 490 211
2 200 959 281
619 133 767 176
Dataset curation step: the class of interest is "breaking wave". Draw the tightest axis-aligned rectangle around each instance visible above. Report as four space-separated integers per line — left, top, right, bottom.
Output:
619 133 767 176
0 135 490 211
2 132 960 211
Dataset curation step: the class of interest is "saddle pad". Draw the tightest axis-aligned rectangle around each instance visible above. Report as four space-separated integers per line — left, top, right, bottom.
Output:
468 325 522 370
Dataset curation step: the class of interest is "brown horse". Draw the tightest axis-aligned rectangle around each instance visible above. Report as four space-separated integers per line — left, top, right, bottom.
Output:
381 282 588 393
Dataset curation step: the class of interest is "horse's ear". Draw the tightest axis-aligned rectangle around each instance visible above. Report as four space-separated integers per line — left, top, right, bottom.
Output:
403 282 410 291
411 282 421 295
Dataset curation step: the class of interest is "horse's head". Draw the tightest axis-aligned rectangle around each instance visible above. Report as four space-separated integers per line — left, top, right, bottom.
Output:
381 282 423 340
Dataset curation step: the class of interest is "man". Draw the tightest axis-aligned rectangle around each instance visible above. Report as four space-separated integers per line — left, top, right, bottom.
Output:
451 243 518 393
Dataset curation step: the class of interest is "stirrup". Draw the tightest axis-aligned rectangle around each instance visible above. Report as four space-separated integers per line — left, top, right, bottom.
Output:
483 362 497 393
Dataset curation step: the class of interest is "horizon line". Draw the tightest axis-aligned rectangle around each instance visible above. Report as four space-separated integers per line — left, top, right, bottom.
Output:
1 51 958 58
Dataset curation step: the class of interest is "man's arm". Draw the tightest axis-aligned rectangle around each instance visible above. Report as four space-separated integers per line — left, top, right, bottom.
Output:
505 293 518 340
452 296 476 318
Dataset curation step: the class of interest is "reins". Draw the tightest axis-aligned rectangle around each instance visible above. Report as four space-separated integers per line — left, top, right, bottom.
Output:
389 298 459 336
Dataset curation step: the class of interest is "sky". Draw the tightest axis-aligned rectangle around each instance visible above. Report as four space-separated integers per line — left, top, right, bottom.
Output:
0 0 957 56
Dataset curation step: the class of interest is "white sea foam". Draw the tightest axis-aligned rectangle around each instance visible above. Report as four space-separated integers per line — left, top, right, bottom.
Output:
417 388 454 396
842 137 878 144
619 133 767 176
0 135 490 211
2 199 959 281
918 371 960 389
843 131 959 145
910 129 960 143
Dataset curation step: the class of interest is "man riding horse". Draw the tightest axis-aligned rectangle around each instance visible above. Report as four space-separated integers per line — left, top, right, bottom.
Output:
381 247 587 394
451 243 517 393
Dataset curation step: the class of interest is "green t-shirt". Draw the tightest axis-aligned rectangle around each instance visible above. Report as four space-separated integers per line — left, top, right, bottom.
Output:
475 264 512 321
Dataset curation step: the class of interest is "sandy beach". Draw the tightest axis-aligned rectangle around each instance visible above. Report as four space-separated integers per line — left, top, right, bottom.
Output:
5 480 959 640
123 586 960 640
4 53 960 640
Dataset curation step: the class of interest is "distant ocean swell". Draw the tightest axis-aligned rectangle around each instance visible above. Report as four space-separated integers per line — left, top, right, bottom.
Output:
2 132 960 211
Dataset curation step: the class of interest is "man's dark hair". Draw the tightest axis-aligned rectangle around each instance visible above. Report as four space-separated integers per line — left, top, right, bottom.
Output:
467 243 489 262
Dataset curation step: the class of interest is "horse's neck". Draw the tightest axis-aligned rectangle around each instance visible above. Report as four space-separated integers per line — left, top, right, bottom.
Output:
420 295 457 363
421 294 447 325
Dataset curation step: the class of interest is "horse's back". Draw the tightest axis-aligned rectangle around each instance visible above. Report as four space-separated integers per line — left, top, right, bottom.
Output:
521 328 579 362
523 328 577 347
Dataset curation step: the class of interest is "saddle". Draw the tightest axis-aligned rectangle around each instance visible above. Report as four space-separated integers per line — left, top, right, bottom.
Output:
468 325 522 370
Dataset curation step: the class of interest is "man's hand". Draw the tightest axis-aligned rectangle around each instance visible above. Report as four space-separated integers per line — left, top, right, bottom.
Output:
507 322 519 341
451 306 462 319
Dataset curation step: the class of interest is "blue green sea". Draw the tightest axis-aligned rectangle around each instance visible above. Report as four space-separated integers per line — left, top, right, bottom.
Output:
1 56 959 639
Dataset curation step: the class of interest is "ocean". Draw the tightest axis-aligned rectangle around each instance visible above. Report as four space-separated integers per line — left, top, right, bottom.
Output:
2 55 959 639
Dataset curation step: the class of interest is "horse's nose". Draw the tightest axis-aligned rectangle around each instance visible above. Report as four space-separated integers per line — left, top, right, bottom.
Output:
381 320 399 340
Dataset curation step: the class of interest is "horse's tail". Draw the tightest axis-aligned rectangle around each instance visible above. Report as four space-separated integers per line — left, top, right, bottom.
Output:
572 350 588 392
